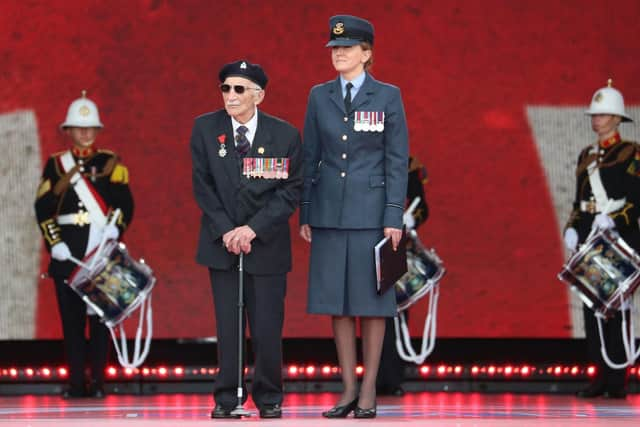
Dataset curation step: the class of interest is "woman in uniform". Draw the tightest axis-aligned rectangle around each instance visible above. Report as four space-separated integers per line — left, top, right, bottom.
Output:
299 15 409 418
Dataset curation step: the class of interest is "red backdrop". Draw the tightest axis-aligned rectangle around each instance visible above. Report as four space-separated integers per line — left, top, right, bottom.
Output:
2 0 639 338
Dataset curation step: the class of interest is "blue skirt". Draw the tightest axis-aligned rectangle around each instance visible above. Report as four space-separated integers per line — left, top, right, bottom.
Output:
307 228 397 317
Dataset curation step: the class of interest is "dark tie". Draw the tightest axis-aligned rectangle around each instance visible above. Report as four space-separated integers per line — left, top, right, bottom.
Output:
235 125 250 157
344 82 353 113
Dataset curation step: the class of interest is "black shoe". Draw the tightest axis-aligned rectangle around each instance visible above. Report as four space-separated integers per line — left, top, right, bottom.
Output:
88 383 106 398
259 404 282 418
322 397 358 418
603 389 627 399
390 386 405 397
354 404 377 419
61 386 86 399
211 405 241 419
377 385 405 396
89 387 105 398
576 384 606 398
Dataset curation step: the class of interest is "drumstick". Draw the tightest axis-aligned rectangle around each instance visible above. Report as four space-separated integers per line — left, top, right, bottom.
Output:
405 197 420 216
68 255 91 270
89 208 121 270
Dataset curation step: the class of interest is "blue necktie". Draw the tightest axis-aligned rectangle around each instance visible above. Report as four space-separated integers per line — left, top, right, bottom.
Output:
235 125 250 157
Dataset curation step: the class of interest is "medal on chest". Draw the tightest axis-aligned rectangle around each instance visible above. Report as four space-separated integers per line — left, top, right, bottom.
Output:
217 134 227 157
354 111 384 132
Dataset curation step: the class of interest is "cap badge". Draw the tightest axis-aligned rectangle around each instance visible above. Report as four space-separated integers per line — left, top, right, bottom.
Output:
79 105 91 116
240 62 247 69
333 22 345 35
594 92 603 103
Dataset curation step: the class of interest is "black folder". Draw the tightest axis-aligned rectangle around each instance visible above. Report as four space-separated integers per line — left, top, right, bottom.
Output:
374 229 408 295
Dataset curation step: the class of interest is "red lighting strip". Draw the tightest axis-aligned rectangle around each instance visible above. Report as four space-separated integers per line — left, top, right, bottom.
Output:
0 363 620 382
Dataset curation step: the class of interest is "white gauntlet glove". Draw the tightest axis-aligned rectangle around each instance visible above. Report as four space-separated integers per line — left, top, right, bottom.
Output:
563 228 578 252
103 224 120 241
51 242 71 261
592 213 615 231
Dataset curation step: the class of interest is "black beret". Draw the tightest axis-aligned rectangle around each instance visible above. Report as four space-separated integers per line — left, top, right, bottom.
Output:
326 15 374 47
218 60 268 89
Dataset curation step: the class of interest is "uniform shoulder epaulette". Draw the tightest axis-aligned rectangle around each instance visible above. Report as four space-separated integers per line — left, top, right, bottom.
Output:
97 148 118 158
625 140 640 176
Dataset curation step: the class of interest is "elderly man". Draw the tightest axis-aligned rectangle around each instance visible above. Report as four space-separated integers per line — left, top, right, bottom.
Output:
190 60 302 418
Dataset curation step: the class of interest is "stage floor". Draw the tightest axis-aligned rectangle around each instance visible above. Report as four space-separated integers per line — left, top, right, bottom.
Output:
0 392 639 426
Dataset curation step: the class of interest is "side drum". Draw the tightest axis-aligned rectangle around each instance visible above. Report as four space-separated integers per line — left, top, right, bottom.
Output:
558 229 640 318
395 232 445 312
68 240 156 328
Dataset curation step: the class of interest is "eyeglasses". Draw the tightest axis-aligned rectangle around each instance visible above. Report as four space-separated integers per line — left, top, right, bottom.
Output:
219 84 262 94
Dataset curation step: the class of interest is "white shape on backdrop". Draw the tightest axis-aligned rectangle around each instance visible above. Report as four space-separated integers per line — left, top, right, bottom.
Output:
0 110 42 339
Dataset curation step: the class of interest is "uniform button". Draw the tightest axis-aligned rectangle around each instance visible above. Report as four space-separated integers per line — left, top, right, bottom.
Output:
78 159 84 165
342 153 347 159
340 172 346 178
78 202 84 207
79 166 85 172
342 135 348 141
343 117 348 122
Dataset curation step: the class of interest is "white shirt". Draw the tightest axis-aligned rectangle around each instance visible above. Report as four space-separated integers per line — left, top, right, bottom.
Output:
231 108 259 146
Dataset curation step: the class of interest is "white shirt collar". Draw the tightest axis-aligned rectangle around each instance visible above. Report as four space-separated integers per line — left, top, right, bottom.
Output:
231 108 259 144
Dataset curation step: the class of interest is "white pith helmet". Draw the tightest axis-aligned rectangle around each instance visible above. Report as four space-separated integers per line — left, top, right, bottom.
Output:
60 90 104 129
585 79 633 122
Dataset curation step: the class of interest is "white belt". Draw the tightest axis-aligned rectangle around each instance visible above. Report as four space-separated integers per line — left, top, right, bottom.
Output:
579 198 626 214
57 211 91 226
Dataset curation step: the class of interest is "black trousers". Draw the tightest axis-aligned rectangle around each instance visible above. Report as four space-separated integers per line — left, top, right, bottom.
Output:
54 277 110 391
209 268 286 409
583 305 629 392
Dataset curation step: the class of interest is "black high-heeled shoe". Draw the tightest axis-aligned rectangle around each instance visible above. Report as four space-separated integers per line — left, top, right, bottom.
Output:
353 403 377 419
322 397 358 418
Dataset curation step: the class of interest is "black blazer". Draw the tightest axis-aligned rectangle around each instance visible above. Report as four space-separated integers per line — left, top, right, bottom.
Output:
190 109 303 275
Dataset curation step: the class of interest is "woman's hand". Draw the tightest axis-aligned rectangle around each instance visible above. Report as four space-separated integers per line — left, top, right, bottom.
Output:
300 224 312 242
384 227 403 251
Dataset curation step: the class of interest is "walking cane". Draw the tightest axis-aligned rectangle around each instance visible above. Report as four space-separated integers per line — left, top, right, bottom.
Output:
230 252 251 417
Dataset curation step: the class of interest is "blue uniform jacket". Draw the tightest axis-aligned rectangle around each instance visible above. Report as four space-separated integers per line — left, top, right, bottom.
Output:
300 73 409 229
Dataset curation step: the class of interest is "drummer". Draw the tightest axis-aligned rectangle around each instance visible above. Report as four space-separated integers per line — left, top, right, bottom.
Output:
34 91 134 398
563 80 640 399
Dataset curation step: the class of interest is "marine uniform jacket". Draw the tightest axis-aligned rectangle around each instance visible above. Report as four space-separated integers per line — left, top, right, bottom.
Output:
190 109 303 275
34 148 134 277
565 133 640 250
300 73 409 229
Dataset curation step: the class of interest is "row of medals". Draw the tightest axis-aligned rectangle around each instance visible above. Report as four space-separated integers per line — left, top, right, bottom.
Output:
354 111 385 132
243 157 289 179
